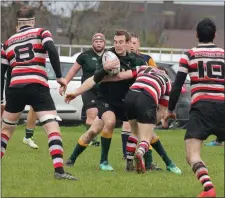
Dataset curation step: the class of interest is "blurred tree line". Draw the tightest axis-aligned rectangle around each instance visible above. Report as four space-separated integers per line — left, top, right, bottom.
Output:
0 1 202 47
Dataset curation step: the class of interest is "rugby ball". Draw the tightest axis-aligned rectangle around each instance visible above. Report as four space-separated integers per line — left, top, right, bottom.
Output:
102 51 120 76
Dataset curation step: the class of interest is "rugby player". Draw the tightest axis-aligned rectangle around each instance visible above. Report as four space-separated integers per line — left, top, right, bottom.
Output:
1 6 77 180
122 34 161 170
116 31 146 160
125 34 180 173
1 44 38 149
123 66 172 173
60 33 107 147
163 18 224 197
64 29 146 171
130 33 157 66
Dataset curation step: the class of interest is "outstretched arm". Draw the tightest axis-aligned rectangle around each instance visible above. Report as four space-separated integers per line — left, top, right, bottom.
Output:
102 70 134 82
75 76 96 96
64 69 108 103
163 51 190 128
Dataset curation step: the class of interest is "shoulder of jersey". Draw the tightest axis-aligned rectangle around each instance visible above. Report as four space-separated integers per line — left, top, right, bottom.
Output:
79 49 92 56
140 53 151 58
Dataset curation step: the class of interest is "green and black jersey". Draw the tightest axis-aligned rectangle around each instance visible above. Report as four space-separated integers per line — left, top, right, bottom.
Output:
94 48 146 103
76 48 105 83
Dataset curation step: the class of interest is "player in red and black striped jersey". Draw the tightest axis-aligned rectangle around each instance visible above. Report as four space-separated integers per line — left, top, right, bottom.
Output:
164 18 224 197
1 43 38 149
117 66 172 173
1 6 77 180
130 66 171 107
100 65 181 174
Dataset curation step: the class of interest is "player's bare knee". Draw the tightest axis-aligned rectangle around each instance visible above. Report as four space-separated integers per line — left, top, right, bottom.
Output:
86 117 95 126
86 108 98 125
39 114 60 133
1 118 18 136
103 119 115 131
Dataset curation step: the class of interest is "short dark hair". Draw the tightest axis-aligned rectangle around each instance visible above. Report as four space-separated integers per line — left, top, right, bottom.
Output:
130 33 139 40
196 18 216 43
17 6 35 19
114 29 130 42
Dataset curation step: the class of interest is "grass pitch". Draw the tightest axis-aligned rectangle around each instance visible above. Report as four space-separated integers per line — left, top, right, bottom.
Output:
2 125 224 197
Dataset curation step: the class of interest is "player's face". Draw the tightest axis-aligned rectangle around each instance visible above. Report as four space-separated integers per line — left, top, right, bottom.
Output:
114 35 127 56
92 40 105 52
131 37 140 53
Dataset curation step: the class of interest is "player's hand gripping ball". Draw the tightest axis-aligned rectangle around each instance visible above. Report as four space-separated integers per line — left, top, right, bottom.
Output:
102 51 120 76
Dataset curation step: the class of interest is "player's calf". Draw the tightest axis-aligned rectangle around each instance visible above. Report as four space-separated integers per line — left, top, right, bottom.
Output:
66 117 104 167
1 118 19 158
99 112 116 168
121 121 131 159
135 141 149 174
126 135 138 171
38 113 78 180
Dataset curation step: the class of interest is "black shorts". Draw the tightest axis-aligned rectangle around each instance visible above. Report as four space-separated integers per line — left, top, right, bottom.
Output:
97 99 127 121
5 84 56 113
81 88 98 111
185 101 225 141
5 82 10 101
124 90 157 124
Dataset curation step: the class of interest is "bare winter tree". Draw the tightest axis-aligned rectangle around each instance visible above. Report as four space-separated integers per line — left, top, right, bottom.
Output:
1 1 21 42
60 1 98 44
173 7 195 29
58 1 134 44
163 6 195 29
95 2 133 35
1 1 52 42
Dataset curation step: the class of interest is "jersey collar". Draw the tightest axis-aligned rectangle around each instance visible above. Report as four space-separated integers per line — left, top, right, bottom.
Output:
197 43 217 48
19 25 33 31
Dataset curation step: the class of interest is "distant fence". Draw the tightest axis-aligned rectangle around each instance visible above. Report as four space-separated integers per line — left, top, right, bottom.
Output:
55 44 188 63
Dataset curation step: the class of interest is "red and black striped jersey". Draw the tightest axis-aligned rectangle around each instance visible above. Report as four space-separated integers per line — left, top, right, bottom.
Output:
179 44 225 104
1 43 8 103
2 26 54 88
1 43 8 69
130 66 172 107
